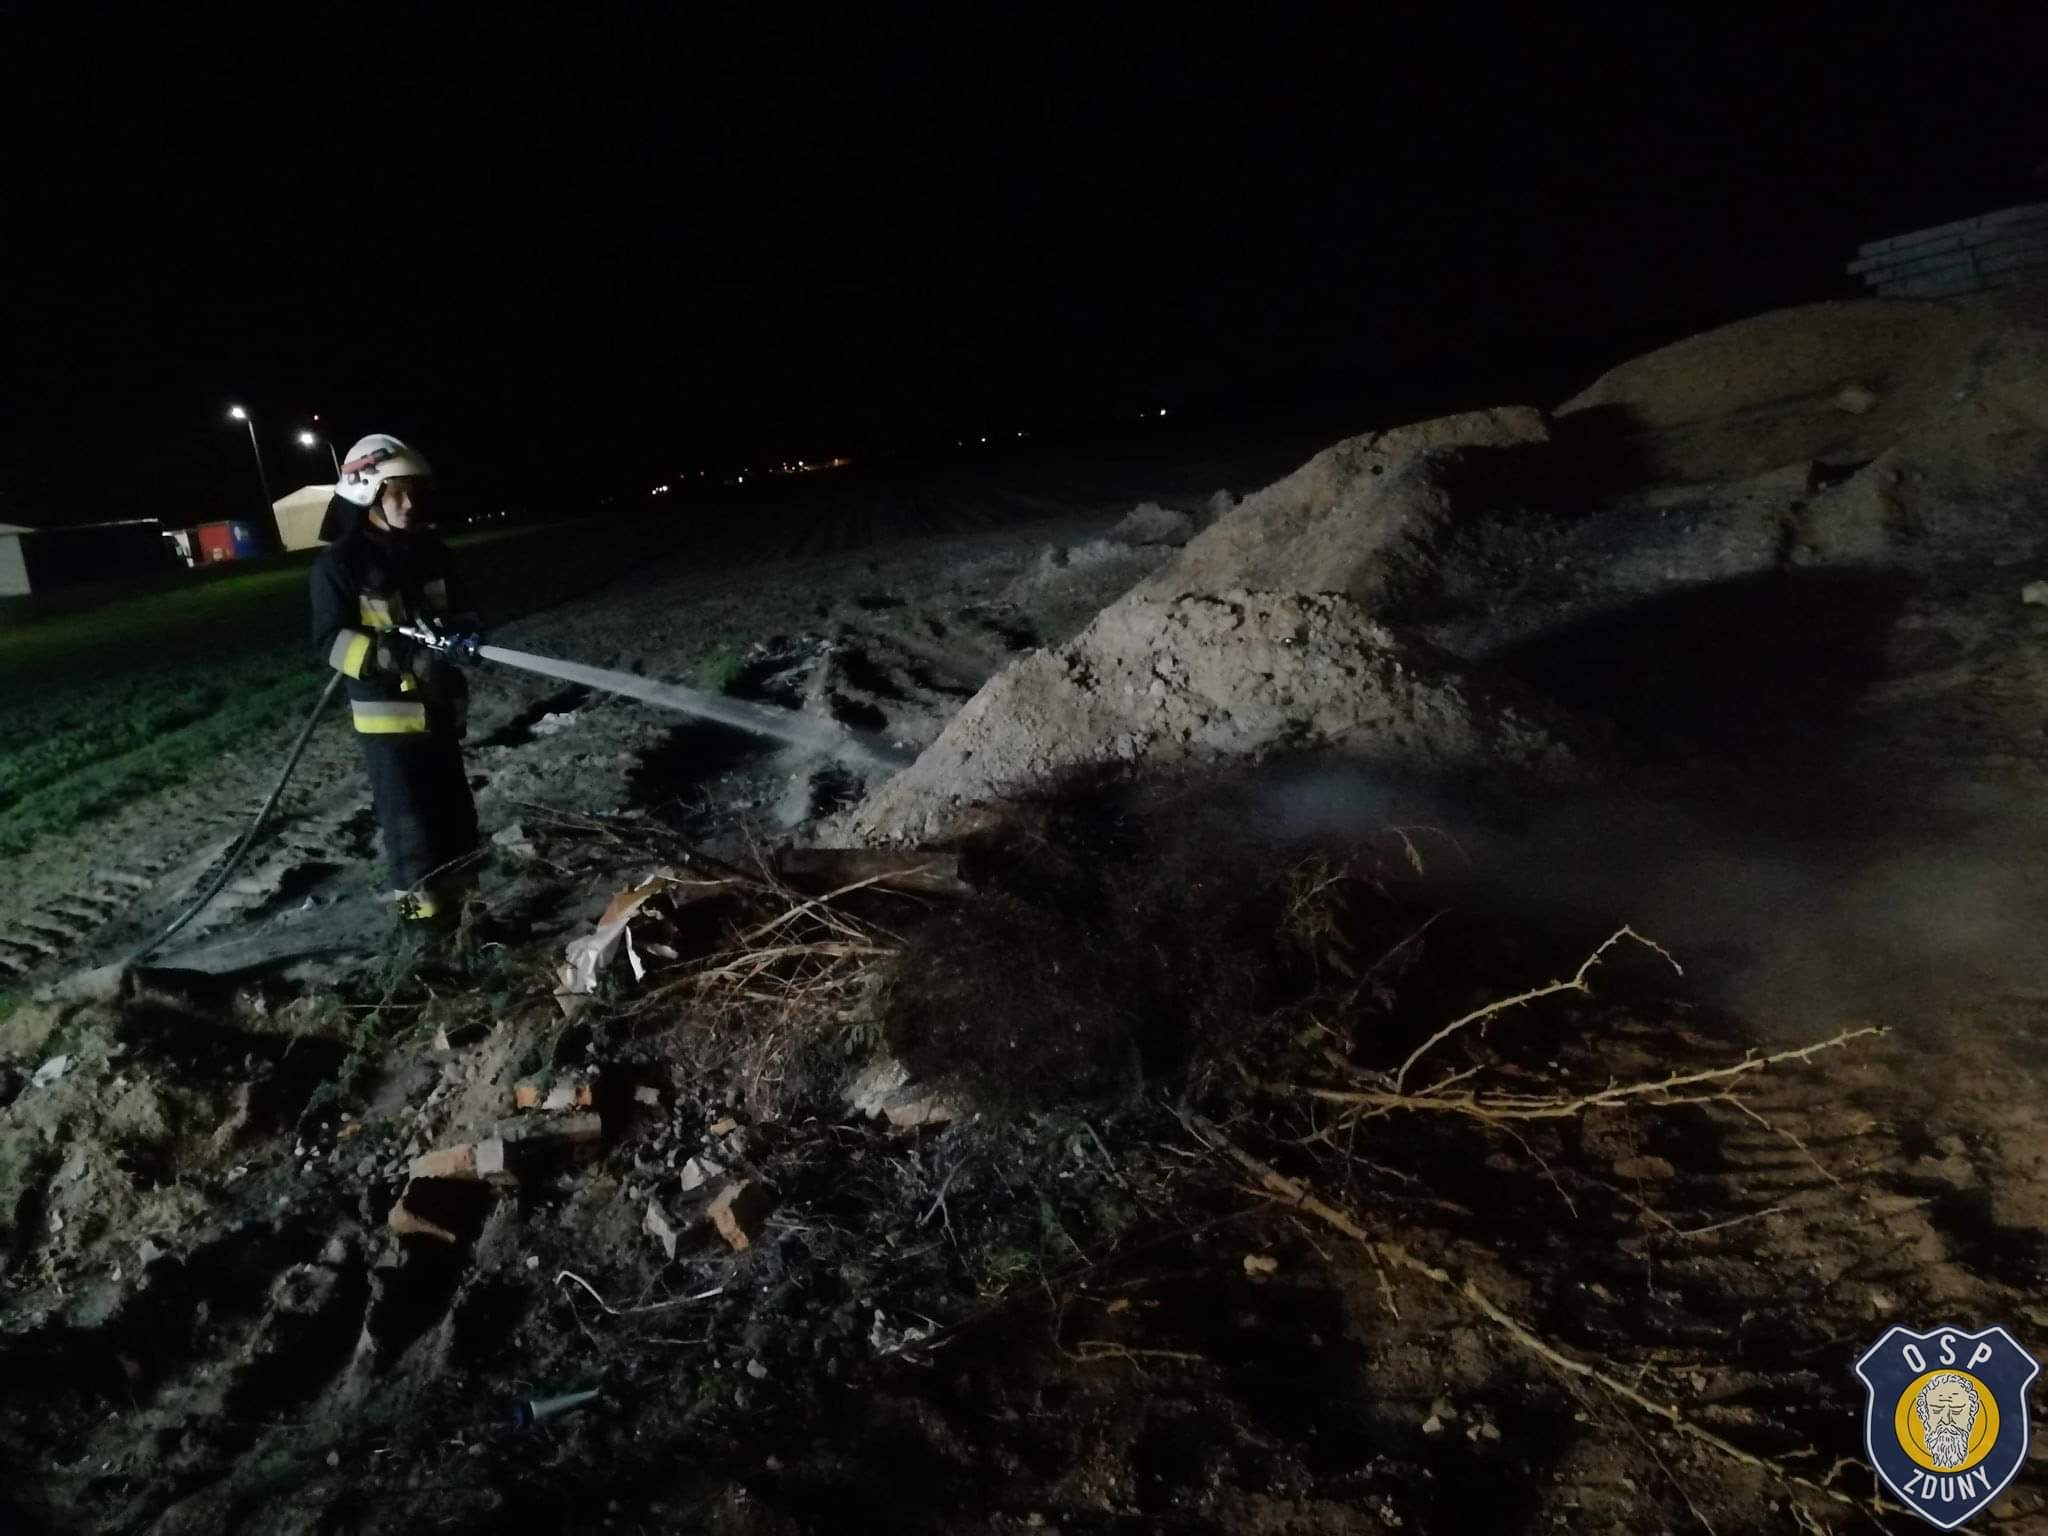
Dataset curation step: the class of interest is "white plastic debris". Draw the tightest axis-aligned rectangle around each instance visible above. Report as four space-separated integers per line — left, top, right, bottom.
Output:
490 821 536 857
643 1200 680 1261
679 1155 724 1193
31 1055 72 1089
532 710 580 738
869 1308 938 1357
555 876 671 1010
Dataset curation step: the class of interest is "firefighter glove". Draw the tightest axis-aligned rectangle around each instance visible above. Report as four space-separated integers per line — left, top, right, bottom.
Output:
373 633 426 679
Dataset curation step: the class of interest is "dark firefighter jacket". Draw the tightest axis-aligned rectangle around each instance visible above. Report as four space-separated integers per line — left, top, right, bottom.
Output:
310 513 479 737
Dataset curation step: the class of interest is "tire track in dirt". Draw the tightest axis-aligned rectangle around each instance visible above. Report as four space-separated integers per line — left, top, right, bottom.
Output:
0 721 370 981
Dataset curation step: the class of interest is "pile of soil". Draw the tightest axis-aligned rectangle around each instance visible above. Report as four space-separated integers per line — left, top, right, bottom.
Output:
1130 405 1549 609
1557 297 1976 479
838 590 1586 844
1557 285 2048 576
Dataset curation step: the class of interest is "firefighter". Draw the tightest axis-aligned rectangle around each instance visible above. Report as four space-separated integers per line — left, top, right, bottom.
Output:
310 434 483 924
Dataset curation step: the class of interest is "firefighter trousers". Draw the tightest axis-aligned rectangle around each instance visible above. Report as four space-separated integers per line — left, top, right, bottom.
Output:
359 732 480 902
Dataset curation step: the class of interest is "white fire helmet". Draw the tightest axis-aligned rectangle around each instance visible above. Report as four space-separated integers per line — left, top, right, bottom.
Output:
334 434 435 508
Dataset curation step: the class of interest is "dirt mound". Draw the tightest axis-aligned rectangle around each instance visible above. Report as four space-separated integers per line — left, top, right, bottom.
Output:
1558 286 2048 488
1537 319 2048 581
1794 323 2048 566
838 590 1584 844
1132 406 1548 608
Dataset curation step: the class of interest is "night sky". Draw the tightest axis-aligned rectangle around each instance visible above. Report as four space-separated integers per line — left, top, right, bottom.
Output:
2 8 2042 527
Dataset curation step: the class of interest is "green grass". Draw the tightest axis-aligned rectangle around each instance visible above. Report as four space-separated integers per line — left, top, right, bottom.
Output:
688 640 751 693
0 645 319 855
0 563 312 696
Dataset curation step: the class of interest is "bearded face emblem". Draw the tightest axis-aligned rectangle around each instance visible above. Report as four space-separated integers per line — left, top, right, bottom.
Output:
1916 1374 1981 1469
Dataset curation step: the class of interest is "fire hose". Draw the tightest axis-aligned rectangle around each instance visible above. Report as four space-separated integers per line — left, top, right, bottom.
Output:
128 619 906 963
129 671 345 963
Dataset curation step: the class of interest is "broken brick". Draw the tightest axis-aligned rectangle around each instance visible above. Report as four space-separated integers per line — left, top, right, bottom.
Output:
541 1080 595 1111
410 1143 479 1181
387 1197 457 1244
707 1181 773 1251
475 1137 517 1188
515 1077 595 1112
882 1095 958 1130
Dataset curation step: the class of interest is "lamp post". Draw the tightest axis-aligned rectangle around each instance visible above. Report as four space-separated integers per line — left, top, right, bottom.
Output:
227 405 273 512
298 429 341 478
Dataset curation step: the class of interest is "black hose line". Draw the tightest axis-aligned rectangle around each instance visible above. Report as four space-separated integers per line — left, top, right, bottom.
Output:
129 671 344 965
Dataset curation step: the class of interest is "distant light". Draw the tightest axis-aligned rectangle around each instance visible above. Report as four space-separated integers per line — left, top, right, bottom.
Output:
979 436 987 443
1159 408 1168 418
297 431 317 447
228 406 248 421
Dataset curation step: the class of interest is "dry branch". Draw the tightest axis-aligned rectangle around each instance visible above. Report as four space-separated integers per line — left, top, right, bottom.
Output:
1391 925 1681 1091
772 848 971 898
1283 1026 1883 1123
738 868 932 947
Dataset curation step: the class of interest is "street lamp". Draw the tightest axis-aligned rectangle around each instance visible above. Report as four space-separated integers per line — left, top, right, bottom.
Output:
297 429 341 477
227 405 273 512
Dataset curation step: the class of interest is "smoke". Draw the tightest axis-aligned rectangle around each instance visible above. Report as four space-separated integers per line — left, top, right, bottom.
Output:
1216 759 2048 1035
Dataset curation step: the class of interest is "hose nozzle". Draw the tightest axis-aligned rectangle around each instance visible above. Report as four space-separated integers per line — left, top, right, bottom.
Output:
398 618 484 667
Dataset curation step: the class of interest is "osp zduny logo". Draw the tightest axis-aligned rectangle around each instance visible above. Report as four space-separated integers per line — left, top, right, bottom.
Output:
1854 1324 2039 1529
